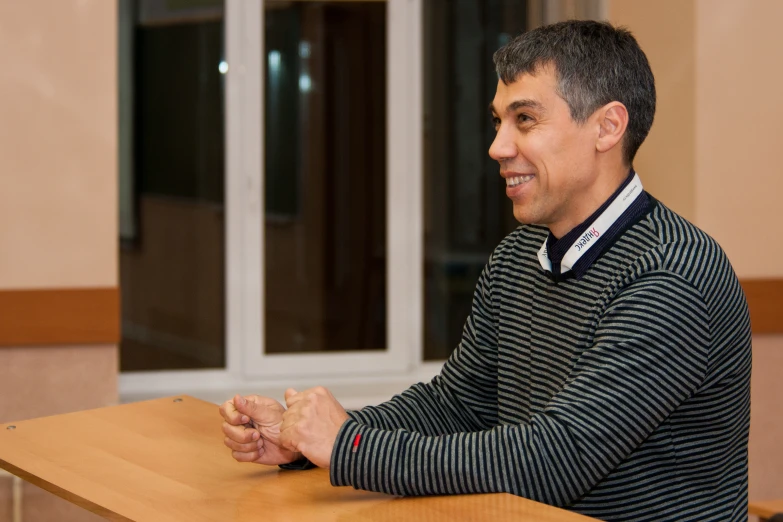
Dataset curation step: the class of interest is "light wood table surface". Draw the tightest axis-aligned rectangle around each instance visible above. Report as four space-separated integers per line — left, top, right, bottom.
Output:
0 396 598 521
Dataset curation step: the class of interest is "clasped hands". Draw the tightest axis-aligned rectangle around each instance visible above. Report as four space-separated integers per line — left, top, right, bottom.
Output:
218 387 349 469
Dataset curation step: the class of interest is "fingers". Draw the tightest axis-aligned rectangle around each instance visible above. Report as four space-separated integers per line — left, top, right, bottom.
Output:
231 395 254 424
219 398 249 426
222 421 261 444
232 448 265 463
284 388 300 407
224 435 264 454
279 390 314 452
280 406 297 433
285 386 330 408
235 395 287 427
281 386 332 434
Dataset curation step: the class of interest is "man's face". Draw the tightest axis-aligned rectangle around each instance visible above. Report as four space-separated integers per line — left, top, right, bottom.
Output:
489 66 601 237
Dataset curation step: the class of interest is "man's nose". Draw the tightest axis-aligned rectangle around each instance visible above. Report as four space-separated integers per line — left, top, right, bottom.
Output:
488 127 517 162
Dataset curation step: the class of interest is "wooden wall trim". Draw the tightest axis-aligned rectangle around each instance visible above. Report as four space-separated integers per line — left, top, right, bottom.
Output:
0 288 119 347
0 280 776 347
741 279 783 334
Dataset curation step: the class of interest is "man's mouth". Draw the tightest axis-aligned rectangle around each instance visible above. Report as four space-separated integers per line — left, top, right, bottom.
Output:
505 174 534 187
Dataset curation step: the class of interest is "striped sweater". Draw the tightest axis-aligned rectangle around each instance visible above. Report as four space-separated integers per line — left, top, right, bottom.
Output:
330 198 752 521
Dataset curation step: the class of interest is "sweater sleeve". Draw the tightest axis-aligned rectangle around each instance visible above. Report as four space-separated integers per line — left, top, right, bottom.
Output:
330 272 710 507
346 258 500 436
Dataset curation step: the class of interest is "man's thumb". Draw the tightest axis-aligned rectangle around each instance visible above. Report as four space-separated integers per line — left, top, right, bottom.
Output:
285 388 298 401
233 394 256 415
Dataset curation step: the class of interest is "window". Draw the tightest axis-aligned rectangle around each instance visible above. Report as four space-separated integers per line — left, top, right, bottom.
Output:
119 0 530 406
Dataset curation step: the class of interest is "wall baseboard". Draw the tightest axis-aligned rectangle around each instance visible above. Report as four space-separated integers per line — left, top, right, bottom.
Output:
741 279 783 334
0 279 778 348
0 288 119 347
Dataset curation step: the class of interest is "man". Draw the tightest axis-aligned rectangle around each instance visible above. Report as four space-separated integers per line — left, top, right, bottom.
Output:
220 20 751 521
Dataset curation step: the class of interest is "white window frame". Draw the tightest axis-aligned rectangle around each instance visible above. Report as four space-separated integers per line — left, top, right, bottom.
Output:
119 0 443 407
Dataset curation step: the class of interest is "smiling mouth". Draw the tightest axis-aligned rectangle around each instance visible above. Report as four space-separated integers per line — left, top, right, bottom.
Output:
505 174 534 187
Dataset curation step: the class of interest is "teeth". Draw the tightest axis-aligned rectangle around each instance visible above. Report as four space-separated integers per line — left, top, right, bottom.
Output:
506 175 534 187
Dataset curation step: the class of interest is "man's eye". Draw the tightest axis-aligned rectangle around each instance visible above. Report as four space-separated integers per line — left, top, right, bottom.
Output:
491 117 501 128
517 113 532 123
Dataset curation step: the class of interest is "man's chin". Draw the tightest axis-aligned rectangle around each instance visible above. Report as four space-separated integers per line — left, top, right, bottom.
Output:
512 206 537 226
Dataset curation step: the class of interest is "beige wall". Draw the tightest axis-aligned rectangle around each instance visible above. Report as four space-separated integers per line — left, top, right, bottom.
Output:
0 0 117 290
609 0 783 277
610 0 783 514
695 0 783 277
609 0 696 221
0 1 118 520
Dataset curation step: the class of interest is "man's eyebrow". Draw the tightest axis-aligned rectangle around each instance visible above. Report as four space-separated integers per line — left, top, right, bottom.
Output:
488 99 545 115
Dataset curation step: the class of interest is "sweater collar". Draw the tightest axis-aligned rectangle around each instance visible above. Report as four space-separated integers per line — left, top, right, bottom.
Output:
537 170 647 280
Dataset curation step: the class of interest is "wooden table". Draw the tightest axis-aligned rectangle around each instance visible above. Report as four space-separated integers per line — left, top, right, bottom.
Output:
0 396 597 521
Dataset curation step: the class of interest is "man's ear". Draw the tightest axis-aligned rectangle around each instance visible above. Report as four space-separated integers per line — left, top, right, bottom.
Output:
595 102 629 154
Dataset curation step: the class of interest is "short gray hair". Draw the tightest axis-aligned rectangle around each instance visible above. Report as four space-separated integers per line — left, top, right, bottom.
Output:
493 20 656 165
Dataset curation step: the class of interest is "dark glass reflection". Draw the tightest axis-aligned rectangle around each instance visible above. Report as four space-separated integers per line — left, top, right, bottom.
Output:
424 0 526 361
264 2 387 354
120 0 226 371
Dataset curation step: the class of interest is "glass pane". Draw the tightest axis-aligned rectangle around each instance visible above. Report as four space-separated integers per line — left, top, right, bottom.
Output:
264 1 387 354
119 0 226 371
423 0 526 361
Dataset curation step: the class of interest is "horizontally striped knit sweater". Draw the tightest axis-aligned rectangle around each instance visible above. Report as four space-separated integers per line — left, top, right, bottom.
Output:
330 198 752 522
